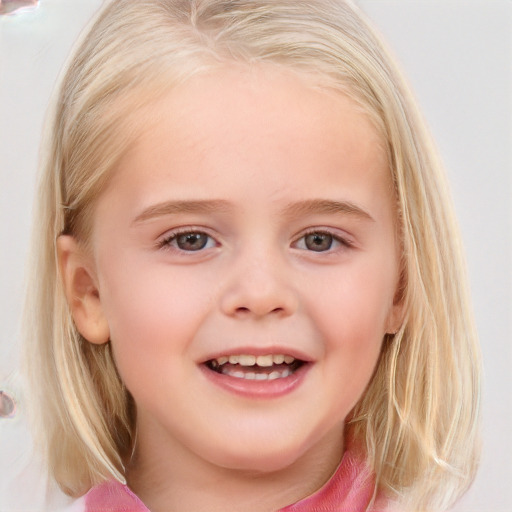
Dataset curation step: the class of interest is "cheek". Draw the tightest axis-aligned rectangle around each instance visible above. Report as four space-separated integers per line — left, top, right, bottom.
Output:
311 262 396 344
314 268 392 411
97 260 215 378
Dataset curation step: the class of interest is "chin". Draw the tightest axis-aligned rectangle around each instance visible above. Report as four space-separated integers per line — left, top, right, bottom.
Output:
201 432 316 475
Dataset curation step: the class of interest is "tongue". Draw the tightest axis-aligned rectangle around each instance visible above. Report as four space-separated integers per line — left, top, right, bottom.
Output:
221 363 290 375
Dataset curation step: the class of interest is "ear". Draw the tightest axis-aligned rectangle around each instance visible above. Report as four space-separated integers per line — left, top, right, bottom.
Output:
385 267 406 335
385 300 405 335
56 235 110 345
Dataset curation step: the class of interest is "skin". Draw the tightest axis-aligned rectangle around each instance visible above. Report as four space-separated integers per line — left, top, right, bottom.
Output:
58 66 402 512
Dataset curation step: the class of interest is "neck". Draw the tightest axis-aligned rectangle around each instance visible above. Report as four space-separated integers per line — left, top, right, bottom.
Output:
126 425 345 512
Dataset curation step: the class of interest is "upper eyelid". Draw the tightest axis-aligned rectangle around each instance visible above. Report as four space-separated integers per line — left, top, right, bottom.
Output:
158 226 216 239
296 235 348 249
288 232 353 258
293 227 354 244
157 227 219 248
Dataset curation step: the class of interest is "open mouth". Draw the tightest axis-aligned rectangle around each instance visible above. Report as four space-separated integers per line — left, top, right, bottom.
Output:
205 354 305 381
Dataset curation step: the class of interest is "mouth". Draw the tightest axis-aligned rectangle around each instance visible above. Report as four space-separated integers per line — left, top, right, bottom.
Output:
204 354 305 381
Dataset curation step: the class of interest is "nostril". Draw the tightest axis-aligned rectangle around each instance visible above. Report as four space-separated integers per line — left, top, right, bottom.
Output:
235 305 285 316
221 277 298 318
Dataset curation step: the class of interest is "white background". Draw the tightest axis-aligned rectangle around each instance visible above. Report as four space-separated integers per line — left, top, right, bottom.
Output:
1 1 510 510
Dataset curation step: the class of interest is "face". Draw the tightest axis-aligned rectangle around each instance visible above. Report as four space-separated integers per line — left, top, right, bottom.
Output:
69 66 401 474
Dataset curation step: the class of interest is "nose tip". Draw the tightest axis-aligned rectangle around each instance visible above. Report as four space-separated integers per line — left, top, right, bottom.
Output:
222 294 297 319
219 262 298 319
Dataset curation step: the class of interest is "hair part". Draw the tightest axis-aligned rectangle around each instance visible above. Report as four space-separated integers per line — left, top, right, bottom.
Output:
24 1 481 509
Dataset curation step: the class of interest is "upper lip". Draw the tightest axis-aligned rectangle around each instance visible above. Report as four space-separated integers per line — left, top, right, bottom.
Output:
199 346 315 364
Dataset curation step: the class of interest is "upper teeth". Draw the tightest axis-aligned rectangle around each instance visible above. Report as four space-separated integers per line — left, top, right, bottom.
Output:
216 354 295 367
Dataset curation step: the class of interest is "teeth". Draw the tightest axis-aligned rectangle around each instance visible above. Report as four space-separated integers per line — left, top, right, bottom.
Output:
223 367 294 380
256 355 273 367
214 354 296 367
208 353 301 380
238 355 256 366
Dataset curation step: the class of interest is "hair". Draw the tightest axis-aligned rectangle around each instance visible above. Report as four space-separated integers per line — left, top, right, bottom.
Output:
23 0 481 510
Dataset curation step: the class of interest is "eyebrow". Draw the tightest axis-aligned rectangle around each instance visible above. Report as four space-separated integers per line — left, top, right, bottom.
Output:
282 199 375 222
133 199 233 223
133 198 374 224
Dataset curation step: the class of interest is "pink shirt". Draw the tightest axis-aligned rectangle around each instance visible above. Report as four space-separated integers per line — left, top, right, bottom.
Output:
75 446 387 512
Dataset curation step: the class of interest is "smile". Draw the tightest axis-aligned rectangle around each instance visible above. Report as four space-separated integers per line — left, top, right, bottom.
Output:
205 354 304 381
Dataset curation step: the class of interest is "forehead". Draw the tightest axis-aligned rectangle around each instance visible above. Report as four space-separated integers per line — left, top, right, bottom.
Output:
139 65 385 150
101 65 392 218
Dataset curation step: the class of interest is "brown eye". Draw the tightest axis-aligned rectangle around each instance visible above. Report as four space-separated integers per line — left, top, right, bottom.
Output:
304 232 334 252
175 232 211 251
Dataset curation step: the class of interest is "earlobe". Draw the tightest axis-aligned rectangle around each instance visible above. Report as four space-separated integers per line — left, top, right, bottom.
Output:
385 266 406 335
385 304 404 335
56 235 110 345
385 290 406 335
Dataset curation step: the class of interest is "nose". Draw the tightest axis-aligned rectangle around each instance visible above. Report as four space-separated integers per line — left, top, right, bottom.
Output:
219 251 299 319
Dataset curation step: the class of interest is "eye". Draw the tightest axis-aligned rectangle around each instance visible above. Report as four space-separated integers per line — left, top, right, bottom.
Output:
160 230 217 252
304 232 334 252
294 230 350 252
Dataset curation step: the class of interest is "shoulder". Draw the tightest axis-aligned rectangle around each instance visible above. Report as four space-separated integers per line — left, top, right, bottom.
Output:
279 442 393 512
75 480 150 512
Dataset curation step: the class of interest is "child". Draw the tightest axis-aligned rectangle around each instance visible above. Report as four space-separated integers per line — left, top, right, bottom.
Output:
23 0 481 510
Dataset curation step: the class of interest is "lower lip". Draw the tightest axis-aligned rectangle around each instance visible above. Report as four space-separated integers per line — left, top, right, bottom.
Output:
199 363 311 399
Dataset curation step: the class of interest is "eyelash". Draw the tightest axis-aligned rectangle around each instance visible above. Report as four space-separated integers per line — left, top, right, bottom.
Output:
157 228 218 253
292 229 353 254
157 227 353 254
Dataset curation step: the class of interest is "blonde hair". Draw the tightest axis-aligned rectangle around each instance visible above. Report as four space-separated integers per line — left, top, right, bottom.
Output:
24 0 481 509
